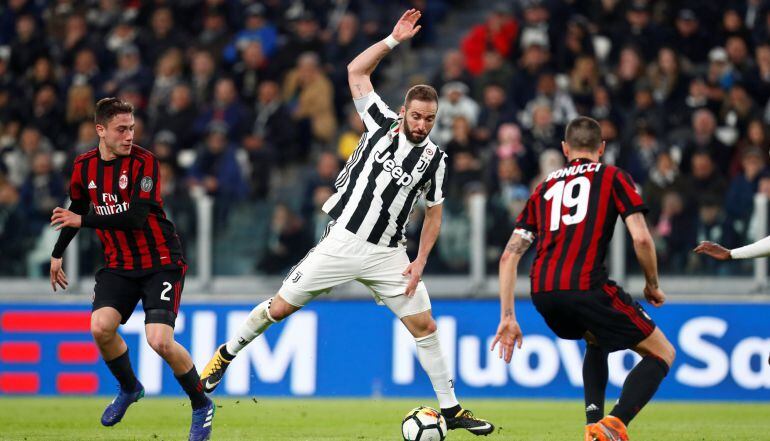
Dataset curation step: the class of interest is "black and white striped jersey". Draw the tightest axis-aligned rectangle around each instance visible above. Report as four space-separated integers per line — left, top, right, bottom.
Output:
322 91 448 248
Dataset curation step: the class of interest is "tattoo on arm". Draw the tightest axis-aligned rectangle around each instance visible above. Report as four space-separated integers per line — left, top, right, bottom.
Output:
505 234 532 255
504 308 514 318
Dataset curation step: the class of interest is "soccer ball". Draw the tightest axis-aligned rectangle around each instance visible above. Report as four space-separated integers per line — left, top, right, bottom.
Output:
401 406 447 441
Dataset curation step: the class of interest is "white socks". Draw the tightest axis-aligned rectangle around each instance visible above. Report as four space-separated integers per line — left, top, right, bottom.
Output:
415 331 459 409
225 298 280 356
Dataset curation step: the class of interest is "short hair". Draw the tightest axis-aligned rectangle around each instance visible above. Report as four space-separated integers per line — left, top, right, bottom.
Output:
565 116 602 151
404 84 438 109
94 97 134 126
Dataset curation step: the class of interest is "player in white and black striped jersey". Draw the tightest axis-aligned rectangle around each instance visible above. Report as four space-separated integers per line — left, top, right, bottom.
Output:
201 10 494 435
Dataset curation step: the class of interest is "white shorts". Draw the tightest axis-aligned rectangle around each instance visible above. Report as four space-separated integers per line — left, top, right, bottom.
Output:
279 224 431 318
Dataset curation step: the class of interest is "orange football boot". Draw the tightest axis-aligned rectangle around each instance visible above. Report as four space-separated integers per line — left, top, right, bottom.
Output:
587 416 629 441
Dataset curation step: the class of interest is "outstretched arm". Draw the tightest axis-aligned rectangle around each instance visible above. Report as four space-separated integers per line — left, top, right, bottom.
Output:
694 236 770 260
347 9 422 99
491 229 532 363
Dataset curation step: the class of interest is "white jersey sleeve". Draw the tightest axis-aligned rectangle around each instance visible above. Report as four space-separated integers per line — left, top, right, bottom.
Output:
354 91 399 132
424 152 448 207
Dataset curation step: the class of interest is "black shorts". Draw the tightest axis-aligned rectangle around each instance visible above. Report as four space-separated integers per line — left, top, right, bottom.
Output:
93 264 188 327
531 281 656 352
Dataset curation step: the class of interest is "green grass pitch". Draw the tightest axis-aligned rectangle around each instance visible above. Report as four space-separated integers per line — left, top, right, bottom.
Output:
1 397 769 440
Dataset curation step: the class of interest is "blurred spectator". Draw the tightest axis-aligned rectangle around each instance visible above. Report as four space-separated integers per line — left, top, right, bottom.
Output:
641 149 684 222
649 47 689 112
196 9 230 57
258 203 312 274
610 46 646 112
555 15 594 72
567 56 598 115
194 77 250 141
102 44 153 97
152 83 197 150
435 82 479 146
188 122 247 224
693 195 728 274
724 147 767 246
622 123 660 185
719 82 757 144
57 14 96 70
25 86 64 149
64 48 105 93
523 100 560 156
143 7 188 67
524 71 577 127
10 14 48 76
626 82 664 143
653 190 696 272
275 12 325 75
250 80 296 164
233 42 273 107
473 82 515 146
432 50 474 94
668 8 710 66
681 109 730 175
0 163 23 275
687 150 728 212
751 42 770 107
301 151 340 220
18 151 64 236
147 49 184 118
21 56 58 105
474 51 514 97
494 123 536 182
190 50 217 106
461 4 518 76
64 84 95 145
510 29 551 110
224 3 278 65
337 105 366 160
150 131 177 165
612 0 662 62
283 52 337 147
731 119 769 175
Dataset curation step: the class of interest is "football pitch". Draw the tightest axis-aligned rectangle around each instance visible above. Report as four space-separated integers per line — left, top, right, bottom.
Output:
1 398 769 440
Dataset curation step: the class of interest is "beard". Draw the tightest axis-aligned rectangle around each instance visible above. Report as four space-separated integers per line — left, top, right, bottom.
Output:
402 118 427 144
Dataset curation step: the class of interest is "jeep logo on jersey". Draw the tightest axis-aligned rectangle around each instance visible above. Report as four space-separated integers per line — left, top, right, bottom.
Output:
140 176 153 192
119 174 128 190
374 150 413 186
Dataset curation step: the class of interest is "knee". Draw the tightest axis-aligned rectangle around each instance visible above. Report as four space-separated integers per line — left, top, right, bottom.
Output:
268 296 297 321
146 334 174 357
660 341 676 367
91 319 117 344
411 318 437 338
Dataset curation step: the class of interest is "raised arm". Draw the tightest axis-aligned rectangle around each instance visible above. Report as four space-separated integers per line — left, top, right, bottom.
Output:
625 212 666 307
347 9 422 99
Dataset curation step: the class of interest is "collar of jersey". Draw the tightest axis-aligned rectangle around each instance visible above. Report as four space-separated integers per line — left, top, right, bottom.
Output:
570 157 595 164
398 131 430 148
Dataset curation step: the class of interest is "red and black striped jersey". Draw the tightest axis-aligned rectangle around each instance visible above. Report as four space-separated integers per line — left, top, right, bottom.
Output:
515 158 647 293
69 145 182 271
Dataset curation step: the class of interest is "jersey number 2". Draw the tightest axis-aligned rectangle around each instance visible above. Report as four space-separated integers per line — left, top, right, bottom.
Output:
160 282 172 301
544 177 590 231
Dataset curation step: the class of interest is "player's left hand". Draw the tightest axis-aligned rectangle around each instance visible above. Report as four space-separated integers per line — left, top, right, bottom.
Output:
402 258 426 297
693 241 732 260
644 284 666 307
391 9 422 42
491 317 523 364
50 207 82 230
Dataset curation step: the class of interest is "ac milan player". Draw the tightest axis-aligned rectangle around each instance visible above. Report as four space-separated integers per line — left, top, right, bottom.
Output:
49 98 214 441
491 117 676 441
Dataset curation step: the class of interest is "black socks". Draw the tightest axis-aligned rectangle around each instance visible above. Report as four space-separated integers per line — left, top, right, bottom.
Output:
176 366 209 410
610 356 669 426
583 344 609 424
105 349 138 393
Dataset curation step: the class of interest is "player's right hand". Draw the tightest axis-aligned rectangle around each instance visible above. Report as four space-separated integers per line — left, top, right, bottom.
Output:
643 284 666 307
391 9 422 42
693 241 732 260
50 257 68 292
491 317 523 364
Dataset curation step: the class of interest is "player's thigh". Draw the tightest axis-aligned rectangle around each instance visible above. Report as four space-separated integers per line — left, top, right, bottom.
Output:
93 269 141 325
531 292 586 340
140 267 186 327
279 243 358 308
358 250 432 319
633 327 675 366
579 283 657 353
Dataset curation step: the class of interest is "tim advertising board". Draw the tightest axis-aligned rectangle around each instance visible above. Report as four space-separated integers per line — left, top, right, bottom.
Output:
0 300 768 400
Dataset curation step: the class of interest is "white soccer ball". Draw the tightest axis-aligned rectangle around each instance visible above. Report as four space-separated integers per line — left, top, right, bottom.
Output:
401 406 447 441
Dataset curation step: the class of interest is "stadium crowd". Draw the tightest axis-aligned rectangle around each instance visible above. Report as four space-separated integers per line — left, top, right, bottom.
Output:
1 0 769 277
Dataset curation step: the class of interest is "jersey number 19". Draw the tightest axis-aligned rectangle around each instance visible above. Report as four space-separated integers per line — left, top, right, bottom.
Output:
544 177 591 231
